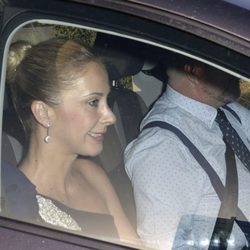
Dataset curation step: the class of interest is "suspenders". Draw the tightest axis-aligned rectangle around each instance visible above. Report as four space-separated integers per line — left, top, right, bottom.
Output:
142 107 250 248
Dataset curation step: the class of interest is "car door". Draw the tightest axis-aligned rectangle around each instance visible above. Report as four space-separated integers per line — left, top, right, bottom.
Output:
0 0 249 249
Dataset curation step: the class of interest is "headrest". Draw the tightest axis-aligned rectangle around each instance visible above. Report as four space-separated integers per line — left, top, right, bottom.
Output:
141 60 168 84
94 33 144 80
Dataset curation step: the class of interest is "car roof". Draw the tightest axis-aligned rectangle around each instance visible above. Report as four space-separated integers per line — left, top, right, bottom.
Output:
127 0 250 41
72 0 250 58
1 0 249 78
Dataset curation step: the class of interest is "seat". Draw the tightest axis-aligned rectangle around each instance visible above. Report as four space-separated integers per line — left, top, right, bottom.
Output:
1 132 23 218
1 85 24 216
1 33 149 228
1 132 23 166
100 85 147 227
94 34 148 227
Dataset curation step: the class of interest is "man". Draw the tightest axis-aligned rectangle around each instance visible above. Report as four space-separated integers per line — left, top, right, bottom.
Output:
125 53 250 249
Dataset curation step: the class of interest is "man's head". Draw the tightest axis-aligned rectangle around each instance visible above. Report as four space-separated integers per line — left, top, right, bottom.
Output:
165 53 240 108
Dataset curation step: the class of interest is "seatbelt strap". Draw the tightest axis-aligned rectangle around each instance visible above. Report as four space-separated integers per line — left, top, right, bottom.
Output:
222 105 241 124
209 139 238 249
142 121 250 245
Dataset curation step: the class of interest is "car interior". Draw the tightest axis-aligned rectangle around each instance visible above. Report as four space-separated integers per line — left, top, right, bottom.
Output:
1 20 249 248
1 23 168 230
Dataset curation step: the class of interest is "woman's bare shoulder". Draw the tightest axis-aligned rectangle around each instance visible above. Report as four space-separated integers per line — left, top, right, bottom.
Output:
73 158 139 243
73 158 111 195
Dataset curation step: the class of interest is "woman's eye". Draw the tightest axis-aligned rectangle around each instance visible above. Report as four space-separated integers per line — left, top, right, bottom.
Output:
88 99 99 107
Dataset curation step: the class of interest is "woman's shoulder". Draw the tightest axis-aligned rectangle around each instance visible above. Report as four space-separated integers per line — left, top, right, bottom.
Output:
73 158 112 197
73 157 107 181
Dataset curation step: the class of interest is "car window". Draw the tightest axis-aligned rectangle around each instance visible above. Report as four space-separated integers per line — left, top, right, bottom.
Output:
1 21 151 249
223 0 250 10
1 16 250 250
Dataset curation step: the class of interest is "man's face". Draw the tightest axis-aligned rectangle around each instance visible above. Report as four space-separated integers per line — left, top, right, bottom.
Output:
200 66 241 106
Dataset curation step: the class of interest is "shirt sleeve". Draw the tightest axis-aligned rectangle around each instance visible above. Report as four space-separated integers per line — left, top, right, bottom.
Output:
125 127 207 249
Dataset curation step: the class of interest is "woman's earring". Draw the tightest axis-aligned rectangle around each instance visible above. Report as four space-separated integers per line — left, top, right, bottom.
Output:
44 124 51 143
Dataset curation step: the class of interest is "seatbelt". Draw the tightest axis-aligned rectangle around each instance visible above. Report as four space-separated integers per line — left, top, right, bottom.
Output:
222 105 241 124
208 139 238 249
142 121 250 247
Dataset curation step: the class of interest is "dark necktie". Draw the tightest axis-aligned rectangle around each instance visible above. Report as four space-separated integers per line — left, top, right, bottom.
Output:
215 108 250 169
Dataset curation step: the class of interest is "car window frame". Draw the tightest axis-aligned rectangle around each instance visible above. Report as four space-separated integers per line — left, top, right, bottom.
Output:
1 1 250 78
0 1 250 249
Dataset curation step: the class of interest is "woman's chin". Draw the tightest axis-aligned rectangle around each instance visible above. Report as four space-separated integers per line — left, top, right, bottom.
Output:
80 147 103 158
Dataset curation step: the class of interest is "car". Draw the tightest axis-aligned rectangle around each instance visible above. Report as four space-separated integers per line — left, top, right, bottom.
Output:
0 0 249 249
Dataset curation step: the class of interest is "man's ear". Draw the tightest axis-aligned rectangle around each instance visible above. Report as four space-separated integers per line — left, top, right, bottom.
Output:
184 64 204 77
184 64 193 74
31 101 52 127
184 63 203 85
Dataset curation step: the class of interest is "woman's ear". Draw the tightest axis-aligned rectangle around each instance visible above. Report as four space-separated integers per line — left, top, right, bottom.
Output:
31 101 52 127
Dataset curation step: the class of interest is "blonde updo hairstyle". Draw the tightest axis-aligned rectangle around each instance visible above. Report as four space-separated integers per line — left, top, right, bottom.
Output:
7 38 104 142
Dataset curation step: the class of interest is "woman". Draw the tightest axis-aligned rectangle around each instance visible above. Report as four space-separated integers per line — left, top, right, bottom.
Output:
6 38 138 245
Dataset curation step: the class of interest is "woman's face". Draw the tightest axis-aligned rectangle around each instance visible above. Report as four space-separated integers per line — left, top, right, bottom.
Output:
51 62 116 157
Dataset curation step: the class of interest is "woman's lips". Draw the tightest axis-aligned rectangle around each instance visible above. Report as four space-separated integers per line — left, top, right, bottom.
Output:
87 131 104 142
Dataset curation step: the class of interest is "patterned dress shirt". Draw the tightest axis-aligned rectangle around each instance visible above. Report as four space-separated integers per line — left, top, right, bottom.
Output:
125 85 250 249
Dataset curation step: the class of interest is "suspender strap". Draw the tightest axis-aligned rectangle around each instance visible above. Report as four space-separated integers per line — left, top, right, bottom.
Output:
143 121 224 198
142 121 250 246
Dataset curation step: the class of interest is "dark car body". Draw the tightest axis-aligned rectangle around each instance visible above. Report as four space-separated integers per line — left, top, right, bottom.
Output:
0 0 249 249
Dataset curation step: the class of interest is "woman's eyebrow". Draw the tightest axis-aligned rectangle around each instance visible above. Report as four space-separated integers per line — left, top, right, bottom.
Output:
82 92 104 97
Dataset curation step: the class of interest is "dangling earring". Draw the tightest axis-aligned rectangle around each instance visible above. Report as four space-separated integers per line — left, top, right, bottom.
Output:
44 123 51 143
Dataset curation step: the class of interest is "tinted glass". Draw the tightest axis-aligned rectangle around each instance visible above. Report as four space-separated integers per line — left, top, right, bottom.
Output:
1 20 250 250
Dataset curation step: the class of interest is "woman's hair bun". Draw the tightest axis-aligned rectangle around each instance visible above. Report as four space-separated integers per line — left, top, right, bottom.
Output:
7 40 32 84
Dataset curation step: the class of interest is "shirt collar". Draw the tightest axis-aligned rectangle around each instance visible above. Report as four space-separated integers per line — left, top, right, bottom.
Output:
165 85 218 128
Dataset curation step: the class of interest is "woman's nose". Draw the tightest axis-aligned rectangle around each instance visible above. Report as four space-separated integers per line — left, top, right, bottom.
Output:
101 105 116 126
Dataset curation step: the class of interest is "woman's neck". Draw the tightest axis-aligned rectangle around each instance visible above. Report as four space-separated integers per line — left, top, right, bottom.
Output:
19 136 77 199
